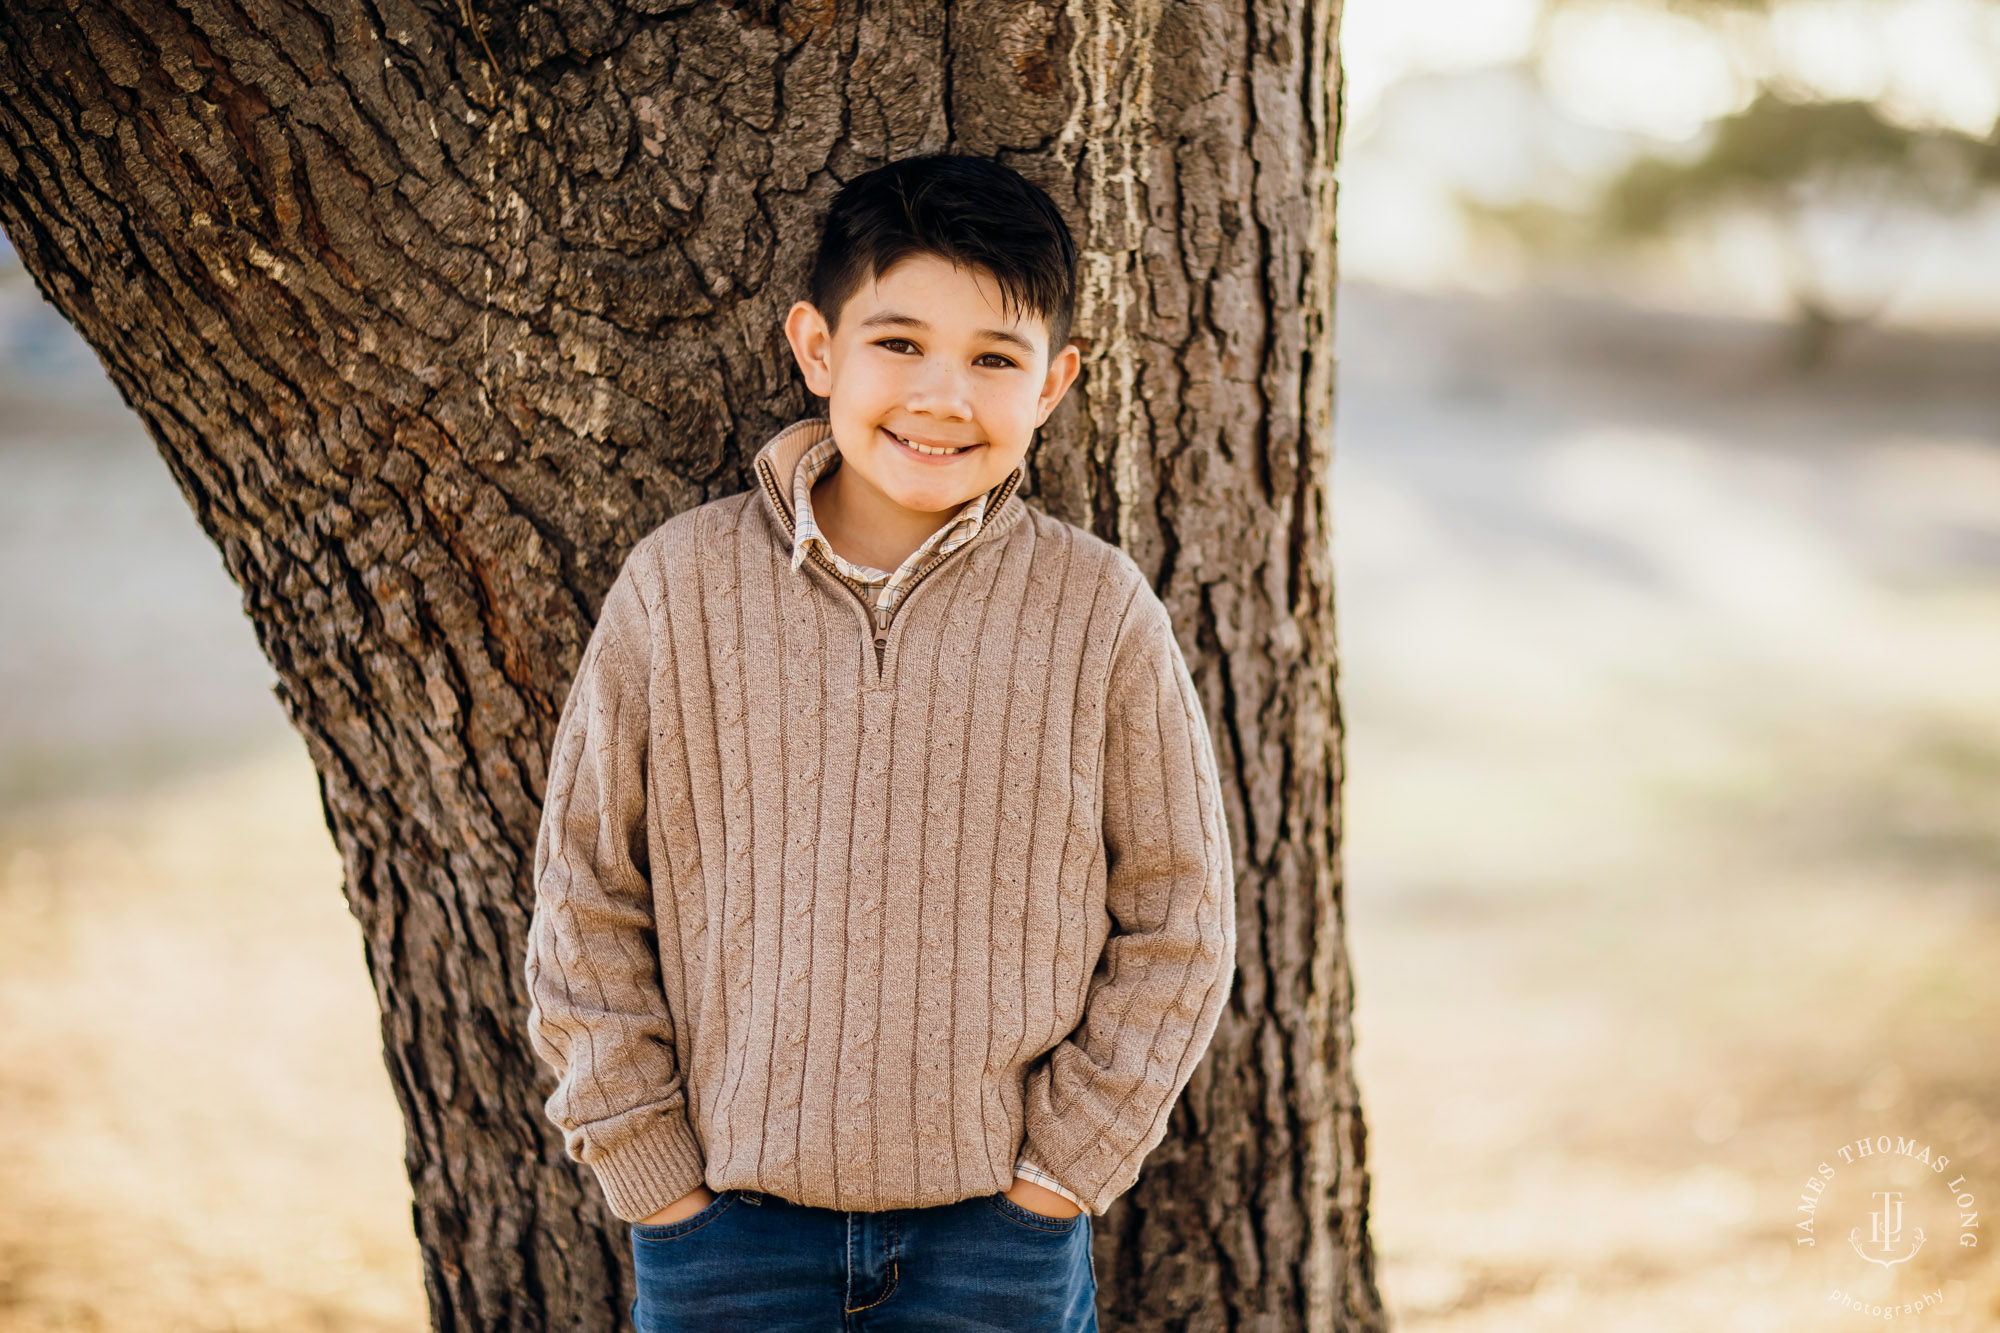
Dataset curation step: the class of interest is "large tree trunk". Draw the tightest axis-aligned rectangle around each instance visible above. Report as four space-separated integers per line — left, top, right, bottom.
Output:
0 0 1380 1328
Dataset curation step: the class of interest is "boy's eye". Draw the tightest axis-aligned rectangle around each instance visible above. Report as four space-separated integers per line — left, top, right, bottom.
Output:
870 338 1016 370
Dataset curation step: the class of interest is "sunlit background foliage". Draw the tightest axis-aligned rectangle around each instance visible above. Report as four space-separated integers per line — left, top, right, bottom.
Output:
1343 0 2000 350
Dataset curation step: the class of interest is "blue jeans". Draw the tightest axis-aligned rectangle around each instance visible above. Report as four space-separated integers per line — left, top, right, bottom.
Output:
629 1188 1098 1332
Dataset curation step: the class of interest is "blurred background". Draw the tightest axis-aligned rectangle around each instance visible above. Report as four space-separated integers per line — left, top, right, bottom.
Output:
1336 2 2000 1329
2 1 1997 1327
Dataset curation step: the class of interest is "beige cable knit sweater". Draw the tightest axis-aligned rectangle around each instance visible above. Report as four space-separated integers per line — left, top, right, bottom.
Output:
524 422 1236 1221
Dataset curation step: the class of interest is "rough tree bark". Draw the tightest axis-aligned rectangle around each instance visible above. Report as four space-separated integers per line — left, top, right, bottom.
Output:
0 0 1381 1328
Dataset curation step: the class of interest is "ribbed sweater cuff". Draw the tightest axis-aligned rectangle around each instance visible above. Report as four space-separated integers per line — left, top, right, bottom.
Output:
585 1114 708 1223
1020 1129 1138 1216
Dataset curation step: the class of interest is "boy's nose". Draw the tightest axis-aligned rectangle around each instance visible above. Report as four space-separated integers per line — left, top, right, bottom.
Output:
901 366 976 420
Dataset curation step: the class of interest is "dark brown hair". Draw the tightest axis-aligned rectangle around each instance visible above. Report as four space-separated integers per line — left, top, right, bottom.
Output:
808 153 1079 356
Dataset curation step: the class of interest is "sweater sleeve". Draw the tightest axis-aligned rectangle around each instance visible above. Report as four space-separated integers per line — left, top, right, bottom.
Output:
523 554 708 1223
1019 586 1237 1214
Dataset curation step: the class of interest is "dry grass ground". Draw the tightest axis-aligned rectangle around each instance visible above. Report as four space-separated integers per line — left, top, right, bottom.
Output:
1350 733 2000 1330
0 750 425 1331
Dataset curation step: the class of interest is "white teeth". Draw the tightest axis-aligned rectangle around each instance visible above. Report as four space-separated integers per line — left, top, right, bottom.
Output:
889 429 967 456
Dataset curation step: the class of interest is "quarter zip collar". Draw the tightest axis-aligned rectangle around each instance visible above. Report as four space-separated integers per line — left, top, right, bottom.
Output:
750 417 1029 684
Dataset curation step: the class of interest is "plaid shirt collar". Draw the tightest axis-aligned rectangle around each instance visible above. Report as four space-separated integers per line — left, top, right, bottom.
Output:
788 433 996 612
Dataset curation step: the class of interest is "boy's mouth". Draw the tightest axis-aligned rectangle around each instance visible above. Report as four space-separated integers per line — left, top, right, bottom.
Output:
882 426 981 459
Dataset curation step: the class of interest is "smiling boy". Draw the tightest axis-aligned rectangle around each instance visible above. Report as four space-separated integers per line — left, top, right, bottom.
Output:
524 154 1236 1332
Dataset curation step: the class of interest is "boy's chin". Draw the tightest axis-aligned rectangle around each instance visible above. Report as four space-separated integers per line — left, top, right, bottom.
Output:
877 476 994 515
851 438 1017 513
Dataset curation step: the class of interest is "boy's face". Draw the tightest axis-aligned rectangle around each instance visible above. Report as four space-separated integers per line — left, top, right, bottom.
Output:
783 252 1082 518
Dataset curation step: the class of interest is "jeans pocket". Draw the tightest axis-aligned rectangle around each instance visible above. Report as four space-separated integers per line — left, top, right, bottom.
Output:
631 1189 737 1242
986 1191 1085 1235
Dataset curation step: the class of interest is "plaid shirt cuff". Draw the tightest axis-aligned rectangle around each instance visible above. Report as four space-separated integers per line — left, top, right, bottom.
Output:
1012 1157 1091 1214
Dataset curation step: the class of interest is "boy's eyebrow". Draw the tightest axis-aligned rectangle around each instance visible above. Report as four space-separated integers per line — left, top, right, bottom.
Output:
857 310 1038 354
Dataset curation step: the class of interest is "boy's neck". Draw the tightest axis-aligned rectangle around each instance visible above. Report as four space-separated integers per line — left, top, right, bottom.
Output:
810 459 966 573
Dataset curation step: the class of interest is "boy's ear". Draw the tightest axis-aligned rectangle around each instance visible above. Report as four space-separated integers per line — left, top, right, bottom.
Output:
1036 339 1083 427
784 300 836 398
